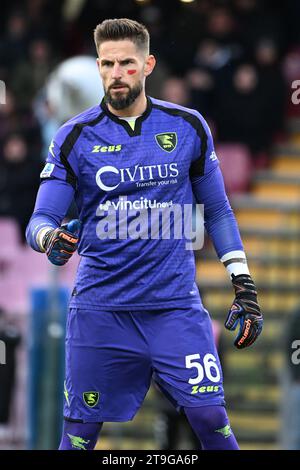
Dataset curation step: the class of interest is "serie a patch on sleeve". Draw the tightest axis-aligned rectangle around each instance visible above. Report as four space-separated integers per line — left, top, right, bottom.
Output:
40 162 55 178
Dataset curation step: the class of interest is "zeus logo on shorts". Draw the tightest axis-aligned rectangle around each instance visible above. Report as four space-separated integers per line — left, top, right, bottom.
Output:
191 385 220 395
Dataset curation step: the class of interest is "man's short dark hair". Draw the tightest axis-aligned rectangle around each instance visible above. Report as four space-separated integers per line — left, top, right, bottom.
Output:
94 18 150 55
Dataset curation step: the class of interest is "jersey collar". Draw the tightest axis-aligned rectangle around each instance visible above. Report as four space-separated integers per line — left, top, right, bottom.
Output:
100 96 152 137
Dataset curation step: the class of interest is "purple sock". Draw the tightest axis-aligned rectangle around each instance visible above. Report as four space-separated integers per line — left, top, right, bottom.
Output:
59 420 103 450
184 405 239 450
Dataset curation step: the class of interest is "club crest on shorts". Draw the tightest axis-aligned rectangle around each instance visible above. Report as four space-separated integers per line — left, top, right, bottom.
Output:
155 132 177 152
83 391 99 407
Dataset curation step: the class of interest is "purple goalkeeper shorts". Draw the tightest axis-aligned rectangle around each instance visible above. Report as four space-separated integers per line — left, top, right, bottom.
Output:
63 304 225 422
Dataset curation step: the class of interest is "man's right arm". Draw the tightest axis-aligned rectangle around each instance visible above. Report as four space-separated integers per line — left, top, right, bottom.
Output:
26 179 75 251
26 124 80 263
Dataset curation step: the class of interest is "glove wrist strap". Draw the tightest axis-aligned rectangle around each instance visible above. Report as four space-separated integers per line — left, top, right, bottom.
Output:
36 227 53 252
231 274 258 299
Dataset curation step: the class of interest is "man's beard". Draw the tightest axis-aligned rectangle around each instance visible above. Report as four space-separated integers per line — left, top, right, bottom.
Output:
105 81 143 110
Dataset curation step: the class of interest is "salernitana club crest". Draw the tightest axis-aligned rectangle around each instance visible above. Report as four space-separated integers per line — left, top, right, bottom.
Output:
155 132 177 152
83 391 99 407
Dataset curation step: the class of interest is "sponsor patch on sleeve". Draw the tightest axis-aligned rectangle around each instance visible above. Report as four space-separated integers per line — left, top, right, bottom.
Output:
209 150 218 162
40 162 55 178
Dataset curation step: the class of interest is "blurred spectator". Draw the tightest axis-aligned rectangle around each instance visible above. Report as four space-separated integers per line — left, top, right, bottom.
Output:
206 6 239 48
0 11 28 69
193 38 233 75
233 0 285 56
0 90 19 142
0 89 42 155
160 76 191 107
212 63 277 168
187 37 236 120
11 38 57 109
254 38 286 142
26 0 63 45
186 67 214 119
0 133 40 241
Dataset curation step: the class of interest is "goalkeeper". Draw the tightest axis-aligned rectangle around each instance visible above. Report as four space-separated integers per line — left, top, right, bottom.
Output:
26 18 263 450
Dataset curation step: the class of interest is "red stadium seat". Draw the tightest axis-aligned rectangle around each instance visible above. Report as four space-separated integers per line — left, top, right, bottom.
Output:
216 143 253 194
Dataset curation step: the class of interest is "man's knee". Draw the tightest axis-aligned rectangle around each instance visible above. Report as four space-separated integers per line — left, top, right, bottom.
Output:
183 405 239 450
184 404 228 428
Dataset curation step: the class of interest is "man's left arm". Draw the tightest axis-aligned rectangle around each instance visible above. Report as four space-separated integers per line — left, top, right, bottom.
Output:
190 115 263 349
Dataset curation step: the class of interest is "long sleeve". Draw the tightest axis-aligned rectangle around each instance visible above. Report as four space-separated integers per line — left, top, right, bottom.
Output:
191 165 243 258
26 179 75 251
26 120 79 252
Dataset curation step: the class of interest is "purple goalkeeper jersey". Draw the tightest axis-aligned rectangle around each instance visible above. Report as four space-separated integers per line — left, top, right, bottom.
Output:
27 97 243 310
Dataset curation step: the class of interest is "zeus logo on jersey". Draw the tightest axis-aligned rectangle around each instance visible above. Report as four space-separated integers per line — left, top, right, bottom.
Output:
92 144 122 153
96 163 179 192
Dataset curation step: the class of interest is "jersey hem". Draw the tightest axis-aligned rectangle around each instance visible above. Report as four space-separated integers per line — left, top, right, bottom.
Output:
63 413 136 423
69 297 201 311
178 398 226 408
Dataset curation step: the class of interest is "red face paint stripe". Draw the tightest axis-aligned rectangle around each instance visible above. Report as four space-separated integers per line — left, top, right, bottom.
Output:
127 70 136 75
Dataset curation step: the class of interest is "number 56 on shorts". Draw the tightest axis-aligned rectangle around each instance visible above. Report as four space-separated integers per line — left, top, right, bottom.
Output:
185 353 221 395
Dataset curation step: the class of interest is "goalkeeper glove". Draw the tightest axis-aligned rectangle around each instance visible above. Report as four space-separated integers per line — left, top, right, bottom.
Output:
42 219 81 266
225 274 263 349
